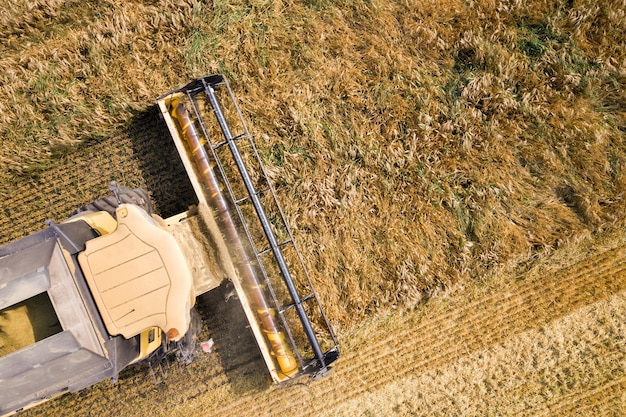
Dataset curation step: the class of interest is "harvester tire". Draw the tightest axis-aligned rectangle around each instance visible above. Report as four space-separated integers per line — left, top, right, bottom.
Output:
71 186 153 218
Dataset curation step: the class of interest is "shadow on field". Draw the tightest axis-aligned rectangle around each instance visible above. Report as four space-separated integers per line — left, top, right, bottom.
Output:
197 281 271 394
125 106 197 218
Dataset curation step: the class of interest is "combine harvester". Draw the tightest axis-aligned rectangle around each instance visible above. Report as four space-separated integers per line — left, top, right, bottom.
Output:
0 75 339 416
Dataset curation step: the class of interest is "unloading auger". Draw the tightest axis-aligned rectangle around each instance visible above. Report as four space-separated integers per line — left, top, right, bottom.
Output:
157 74 339 382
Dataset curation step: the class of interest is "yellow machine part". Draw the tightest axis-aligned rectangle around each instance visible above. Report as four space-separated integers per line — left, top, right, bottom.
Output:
66 211 118 235
139 327 162 359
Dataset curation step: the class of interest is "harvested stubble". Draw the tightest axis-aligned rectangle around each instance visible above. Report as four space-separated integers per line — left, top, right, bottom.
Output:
1 0 625 338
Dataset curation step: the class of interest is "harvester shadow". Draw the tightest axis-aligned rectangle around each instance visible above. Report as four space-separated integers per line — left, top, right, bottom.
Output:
197 280 271 394
125 105 197 218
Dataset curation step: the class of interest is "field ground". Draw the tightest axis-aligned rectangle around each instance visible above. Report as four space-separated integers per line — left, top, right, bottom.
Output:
1 0 625 416
22 225 626 416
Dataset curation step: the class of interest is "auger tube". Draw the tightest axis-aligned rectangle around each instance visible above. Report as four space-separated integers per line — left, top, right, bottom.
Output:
169 97 298 376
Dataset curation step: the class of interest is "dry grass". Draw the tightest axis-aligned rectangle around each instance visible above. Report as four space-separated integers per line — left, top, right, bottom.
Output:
323 292 626 416
186 0 626 329
1 0 625 333
322 227 626 416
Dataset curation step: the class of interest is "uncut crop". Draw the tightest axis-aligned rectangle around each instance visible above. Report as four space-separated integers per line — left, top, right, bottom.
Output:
1 0 625 331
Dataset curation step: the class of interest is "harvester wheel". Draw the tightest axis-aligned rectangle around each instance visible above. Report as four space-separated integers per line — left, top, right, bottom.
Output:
71 183 153 218
176 308 202 365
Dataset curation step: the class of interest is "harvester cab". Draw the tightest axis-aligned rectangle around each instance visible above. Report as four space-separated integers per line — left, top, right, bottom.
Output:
77 203 195 343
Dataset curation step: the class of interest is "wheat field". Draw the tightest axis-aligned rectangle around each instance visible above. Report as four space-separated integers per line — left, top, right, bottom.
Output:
1 0 625 415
